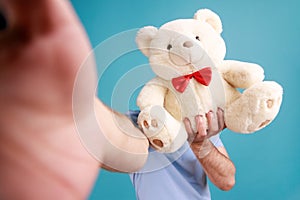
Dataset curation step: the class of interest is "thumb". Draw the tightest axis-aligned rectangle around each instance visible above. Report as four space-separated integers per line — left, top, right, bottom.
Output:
0 0 82 37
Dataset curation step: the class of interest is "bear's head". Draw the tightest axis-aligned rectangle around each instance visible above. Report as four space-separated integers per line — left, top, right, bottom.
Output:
136 9 226 80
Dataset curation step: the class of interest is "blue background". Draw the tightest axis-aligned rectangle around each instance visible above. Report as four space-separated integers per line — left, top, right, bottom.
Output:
71 0 300 199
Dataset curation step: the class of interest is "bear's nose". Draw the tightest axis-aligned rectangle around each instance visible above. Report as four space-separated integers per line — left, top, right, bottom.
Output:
183 41 193 48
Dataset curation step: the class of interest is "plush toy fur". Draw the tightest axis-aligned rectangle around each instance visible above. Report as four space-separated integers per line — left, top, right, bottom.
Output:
136 9 283 153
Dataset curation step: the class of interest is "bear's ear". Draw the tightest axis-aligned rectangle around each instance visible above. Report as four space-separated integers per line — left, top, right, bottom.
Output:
136 26 158 57
194 9 223 34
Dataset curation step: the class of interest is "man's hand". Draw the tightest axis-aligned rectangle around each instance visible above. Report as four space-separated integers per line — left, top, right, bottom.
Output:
184 108 226 158
0 1 100 199
183 108 236 191
0 0 149 199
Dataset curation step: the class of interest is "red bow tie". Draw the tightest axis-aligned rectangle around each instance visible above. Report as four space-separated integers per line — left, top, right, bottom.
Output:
171 67 212 93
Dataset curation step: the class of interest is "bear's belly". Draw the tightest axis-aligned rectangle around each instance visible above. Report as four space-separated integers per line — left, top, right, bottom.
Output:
164 80 214 129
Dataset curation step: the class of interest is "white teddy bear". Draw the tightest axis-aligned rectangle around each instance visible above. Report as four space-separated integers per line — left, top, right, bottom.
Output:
136 9 283 153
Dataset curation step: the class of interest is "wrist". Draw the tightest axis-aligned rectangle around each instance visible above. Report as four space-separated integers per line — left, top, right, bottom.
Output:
191 139 213 159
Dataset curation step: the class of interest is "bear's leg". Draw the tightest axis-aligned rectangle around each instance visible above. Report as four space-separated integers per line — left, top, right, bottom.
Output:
225 81 283 133
138 105 187 152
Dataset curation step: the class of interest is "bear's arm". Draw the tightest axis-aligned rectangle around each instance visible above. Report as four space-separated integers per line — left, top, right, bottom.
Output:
219 60 265 88
137 77 168 110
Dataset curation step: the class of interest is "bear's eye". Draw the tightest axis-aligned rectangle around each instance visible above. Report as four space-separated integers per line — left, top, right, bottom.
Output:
167 44 172 50
195 36 200 41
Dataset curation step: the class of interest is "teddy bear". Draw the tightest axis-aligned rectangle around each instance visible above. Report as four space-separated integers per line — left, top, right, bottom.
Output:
135 9 283 153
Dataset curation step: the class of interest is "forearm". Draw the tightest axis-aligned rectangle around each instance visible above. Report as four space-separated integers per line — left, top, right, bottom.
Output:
94 98 149 172
192 140 236 191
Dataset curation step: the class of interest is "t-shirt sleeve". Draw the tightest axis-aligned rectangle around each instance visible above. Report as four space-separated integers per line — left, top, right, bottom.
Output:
125 110 140 127
209 134 224 148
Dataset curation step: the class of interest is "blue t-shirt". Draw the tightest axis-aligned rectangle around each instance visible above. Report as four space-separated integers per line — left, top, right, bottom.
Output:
127 110 224 200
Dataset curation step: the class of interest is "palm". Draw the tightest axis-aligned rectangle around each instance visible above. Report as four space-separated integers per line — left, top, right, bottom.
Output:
0 1 98 199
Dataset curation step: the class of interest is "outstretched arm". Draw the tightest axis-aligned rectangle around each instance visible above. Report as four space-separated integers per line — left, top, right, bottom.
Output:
94 98 149 172
184 109 236 191
0 0 148 199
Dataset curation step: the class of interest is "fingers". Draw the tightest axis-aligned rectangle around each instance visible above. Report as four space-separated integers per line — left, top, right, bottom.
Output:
194 115 207 142
216 108 226 130
206 111 219 136
185 108 226 143
183 118 195 142
206 108 226 137
184 116 207 143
